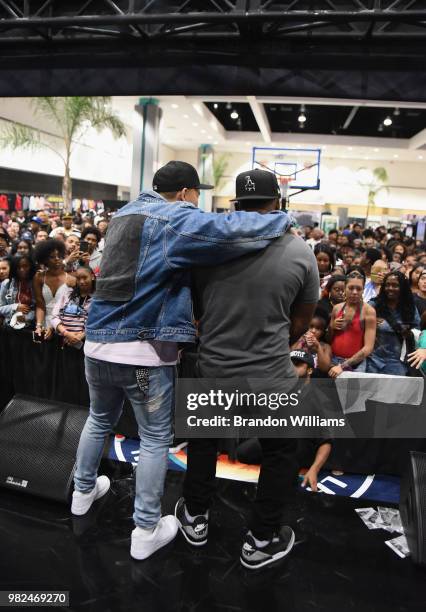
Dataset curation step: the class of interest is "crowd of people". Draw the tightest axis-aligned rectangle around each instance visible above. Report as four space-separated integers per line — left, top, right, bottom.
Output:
2 163 426 569
300 222 426 376
1 206 426 373
0 210 104 345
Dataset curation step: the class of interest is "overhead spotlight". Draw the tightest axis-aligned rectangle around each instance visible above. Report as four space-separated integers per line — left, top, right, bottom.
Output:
230 110 239 120
298 104 307 124
226 102 232 110
213 103 219 109
393 107 400 116
171 103 179 109
383 116 393 127
378 124 384 132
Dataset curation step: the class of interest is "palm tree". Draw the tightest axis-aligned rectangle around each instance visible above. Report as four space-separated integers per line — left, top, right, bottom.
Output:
0 97 126 211
357 166 389 221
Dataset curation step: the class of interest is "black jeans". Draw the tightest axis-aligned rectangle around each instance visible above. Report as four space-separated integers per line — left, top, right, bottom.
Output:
183 437 299 540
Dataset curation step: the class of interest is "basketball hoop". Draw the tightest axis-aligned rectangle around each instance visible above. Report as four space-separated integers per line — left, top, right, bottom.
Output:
278 176 294 200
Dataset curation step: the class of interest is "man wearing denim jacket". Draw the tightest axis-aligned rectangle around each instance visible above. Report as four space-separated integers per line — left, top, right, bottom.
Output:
71 161 293 561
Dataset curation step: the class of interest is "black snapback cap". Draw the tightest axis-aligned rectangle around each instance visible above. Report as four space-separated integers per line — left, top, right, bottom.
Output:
153 161 213 192
230 169 281 202
290 350 315 369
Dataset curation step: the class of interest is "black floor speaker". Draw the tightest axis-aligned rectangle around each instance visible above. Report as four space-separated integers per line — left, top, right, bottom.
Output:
400 451 426 566
0 395 89 503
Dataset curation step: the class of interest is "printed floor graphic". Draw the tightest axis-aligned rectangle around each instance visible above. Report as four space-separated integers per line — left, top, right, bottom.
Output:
109 434 400 505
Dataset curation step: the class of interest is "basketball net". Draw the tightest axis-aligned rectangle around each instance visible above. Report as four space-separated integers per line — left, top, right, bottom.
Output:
279 176 293 200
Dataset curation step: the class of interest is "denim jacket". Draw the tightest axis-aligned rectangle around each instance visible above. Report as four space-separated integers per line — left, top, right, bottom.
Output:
0 278 35 325
86 191 292 344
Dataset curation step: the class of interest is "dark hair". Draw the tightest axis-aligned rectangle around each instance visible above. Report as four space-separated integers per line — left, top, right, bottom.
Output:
9 254 37 281
0 227 10 244
391 242 407 259
345 265 366 284
81 226 101 243
381 246 392 263
314 243 336 271
365 248 382 265
409 263 425 286
375 270 416 324
363 229 375 239
34 238 65 265
10 239 33 256
323 274 346 297
313 307 330 330
69 266 96 300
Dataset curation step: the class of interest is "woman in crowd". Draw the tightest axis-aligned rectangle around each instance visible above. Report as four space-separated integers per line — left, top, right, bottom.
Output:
0 254 36 327
391 242 407 263
328 270 377 377
11 239 33 258
367 271 420 375
0 229 10 257
291 310 332 375
33 239 75 339
51 266 95 348
314 243 335 295
409 263 425 294
317 275 346 317
0 256 11 282
413 270 426 318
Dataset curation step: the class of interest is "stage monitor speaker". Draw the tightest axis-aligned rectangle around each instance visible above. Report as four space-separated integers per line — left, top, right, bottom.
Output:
400 451 426 566
0 395 89 503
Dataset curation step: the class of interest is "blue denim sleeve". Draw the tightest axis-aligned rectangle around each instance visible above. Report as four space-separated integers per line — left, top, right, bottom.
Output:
0 280 16 316
165 207 292 268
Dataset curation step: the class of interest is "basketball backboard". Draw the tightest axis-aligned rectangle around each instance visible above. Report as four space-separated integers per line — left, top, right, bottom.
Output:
252 147 321 191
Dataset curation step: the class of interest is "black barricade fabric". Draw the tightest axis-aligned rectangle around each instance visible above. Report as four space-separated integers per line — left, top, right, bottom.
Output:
0 327 138 438
0 327 425 475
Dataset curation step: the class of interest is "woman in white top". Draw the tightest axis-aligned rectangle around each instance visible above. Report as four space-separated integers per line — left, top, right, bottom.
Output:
33 239 75 339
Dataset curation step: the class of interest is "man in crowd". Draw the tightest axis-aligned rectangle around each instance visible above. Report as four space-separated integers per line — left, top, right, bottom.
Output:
80 226 102 273
71 161 294 562
175 169 319 570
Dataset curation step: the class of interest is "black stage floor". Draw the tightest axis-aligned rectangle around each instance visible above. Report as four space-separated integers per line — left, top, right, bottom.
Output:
0 461 424 612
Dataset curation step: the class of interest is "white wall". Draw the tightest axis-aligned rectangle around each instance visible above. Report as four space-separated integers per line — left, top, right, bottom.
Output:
0 98 132 188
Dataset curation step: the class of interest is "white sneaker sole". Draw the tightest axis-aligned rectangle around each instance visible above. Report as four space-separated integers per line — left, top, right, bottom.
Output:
174 500 208 547
131 521 178 560
71 478 110 516
240 530 295 570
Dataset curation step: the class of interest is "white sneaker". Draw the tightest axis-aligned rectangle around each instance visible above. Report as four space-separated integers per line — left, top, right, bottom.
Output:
71 475 111 516
131 515 178 560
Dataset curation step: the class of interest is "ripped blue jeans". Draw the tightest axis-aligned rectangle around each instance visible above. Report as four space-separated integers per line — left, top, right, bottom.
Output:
74 357 174 528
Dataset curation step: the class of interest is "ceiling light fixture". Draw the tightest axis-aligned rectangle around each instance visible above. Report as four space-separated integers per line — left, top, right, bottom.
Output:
230 110 239 120
383 116 393 127
378 124 384 132
393 107 400 116
171 103 179 109
226 102 232 110
213 103 219 109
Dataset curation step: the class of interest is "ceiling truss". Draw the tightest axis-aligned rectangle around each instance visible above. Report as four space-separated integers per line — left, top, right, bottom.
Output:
0 1 425 44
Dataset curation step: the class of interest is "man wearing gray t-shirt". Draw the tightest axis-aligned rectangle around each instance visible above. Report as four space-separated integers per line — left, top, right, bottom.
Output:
175 169 320 570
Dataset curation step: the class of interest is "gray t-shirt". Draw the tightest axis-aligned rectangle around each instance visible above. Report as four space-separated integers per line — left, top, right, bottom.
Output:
193 232 319 379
